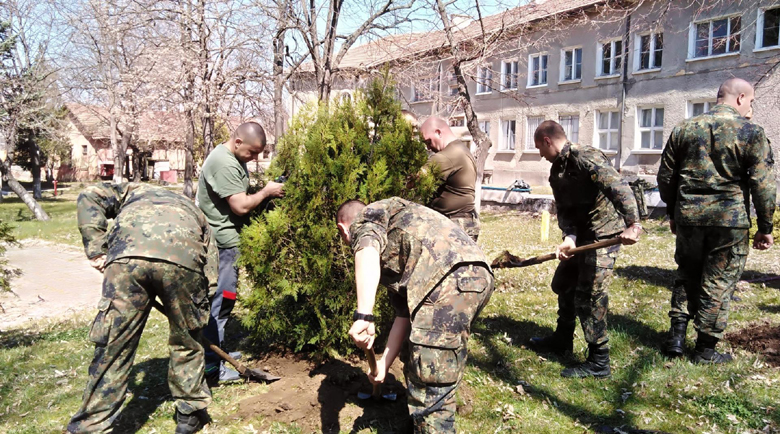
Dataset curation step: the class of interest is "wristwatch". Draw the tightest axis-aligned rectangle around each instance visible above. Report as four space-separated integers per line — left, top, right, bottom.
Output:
353 311 375 322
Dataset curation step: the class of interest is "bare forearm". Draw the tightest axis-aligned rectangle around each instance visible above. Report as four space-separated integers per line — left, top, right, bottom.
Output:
381 317 411 369
355 247 381 313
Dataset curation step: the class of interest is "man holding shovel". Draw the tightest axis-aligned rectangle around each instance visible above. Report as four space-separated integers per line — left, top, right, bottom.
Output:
68 183 217 434
530 120 642 378
336 197 494 433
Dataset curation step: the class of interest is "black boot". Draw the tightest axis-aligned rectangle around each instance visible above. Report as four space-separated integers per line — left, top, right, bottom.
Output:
561 342 611 378
528 323 575 356
693 333 733 364
664 319 688 358
175 409 210 434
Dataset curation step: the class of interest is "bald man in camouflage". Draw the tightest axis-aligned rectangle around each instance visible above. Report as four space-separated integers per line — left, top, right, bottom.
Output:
658 77 776 364
68 183 217 434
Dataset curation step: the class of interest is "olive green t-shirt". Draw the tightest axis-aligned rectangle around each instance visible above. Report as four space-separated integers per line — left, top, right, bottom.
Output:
426 140 477 216
197 144 249 248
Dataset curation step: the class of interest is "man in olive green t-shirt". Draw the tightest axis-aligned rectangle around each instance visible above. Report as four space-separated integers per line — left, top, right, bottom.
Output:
196 122 284 383
420 116 480 241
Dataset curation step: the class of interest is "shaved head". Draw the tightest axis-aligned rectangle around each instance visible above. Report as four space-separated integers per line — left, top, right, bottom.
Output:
419 116 457 152
234 122 267 146
716 77 755 117
230 121 267 162
534 120 567 144
336 199 366 243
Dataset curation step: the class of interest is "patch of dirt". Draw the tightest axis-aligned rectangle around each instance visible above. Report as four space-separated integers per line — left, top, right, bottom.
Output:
232 354 411 433
727 322 780 367
0 240 103 330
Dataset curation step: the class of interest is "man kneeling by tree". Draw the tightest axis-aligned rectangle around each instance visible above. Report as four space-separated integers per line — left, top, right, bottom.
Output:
336 197 494 433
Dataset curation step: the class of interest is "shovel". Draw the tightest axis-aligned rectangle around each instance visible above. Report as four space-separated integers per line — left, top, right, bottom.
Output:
357 349 397 401
491 238 623 269
150 298 281 383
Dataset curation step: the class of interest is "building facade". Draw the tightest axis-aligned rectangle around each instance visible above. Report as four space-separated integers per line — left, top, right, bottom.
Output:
290 0 780 188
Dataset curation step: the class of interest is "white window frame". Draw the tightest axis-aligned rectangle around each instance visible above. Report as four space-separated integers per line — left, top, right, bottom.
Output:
476 65 493 95
597 39 623 78
499 119 516 152
595 110 620 152
687 14 742 60
449 116 465 127
479 120 491 138
633 31 663 73
526 116 545 150
756 7 780 51
635 106 665 152
558 114 580 143
527 53 549 88
411 77 438 102
500 60 519 90
560 46 583 82
686 100 716 118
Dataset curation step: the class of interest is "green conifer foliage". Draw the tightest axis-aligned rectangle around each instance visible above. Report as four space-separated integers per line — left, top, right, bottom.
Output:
239 74 438 356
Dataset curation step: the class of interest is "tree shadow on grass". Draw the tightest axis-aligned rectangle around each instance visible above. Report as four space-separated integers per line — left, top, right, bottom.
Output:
468 314 677 433
112 357 171 433
614 266 676 289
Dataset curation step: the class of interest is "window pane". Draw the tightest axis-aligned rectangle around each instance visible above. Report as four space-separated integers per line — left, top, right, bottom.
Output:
696 23 710 57
712 19 728 38
641 35 651 54
611 111 620 129
696 39 709 57
575 63 582 79
654 47 663 68
610 132 619 150
640 51 650 70
712 36 727 55
693 103 704 116
542 55 548 70
655 33 664 50
615 40 622 55
570 116 579 143
730 17 741 52
599 132 608 149
541 69 547 84
640 109 652 127
654 130 664 149
641 131 651 148
655 108 664 127
615 53 622 72
765 9 780 47
599 112 608 130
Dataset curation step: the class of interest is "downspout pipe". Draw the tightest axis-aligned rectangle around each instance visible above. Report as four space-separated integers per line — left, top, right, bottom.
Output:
616 12 631 172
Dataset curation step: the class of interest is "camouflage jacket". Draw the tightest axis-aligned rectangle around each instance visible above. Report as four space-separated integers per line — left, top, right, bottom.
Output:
657 104 776 233
78 183 218 283
550 142 640 241
350 197 491 314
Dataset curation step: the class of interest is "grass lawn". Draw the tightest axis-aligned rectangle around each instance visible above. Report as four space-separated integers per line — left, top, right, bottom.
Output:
0 189 81 246
1 197 779 433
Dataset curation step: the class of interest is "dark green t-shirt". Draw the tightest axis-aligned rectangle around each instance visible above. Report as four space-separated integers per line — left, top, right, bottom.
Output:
197 144 249 248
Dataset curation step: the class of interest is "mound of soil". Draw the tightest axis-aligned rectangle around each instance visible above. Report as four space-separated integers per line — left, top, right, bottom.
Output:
232 354 410 433
727 323 780 367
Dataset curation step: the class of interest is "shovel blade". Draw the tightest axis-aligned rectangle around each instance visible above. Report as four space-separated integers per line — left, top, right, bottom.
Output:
357 391 397 401
242 367 281 383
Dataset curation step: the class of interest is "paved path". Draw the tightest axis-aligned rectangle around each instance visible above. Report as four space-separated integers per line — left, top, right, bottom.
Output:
0 240 103 330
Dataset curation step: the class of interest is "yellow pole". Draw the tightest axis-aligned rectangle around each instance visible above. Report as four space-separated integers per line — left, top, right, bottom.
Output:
541 210 550 242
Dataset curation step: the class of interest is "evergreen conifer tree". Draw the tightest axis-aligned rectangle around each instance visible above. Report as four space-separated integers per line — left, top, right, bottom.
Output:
239 73 438 356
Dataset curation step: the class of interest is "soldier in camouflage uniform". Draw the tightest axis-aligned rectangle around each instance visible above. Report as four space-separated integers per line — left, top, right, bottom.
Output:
530 120 642 378
336 197 494 433
67 183 218 434
419 116 481 241
657 78 776 364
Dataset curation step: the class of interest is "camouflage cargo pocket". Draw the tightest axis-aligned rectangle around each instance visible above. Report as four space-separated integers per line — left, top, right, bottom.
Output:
584 244 619 269
457 274 489 294
88 297 113 346
409 328 465 384
186 277 210 330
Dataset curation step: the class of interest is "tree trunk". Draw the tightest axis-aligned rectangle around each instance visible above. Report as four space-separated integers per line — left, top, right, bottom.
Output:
31 143 42 200
273 26 286 154
183 110 196 198
130 146 141 182
0 159 49 220
202 112 215 157
110 115 124 183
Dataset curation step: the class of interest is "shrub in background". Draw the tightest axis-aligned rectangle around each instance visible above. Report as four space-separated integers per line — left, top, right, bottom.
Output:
239 73 438 357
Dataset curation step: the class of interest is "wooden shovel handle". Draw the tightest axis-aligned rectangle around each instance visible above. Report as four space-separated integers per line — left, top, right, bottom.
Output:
364 349 382 398
493 237 622 269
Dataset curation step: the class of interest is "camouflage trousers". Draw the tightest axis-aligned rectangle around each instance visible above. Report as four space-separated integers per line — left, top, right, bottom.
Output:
551 242 620 346
450 214 480 242
68 258 212 433
668 226 749 339
403 264 494 433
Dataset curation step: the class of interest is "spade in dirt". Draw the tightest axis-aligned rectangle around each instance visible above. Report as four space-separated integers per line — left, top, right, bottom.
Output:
151 298 281 383
357 349 397 401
